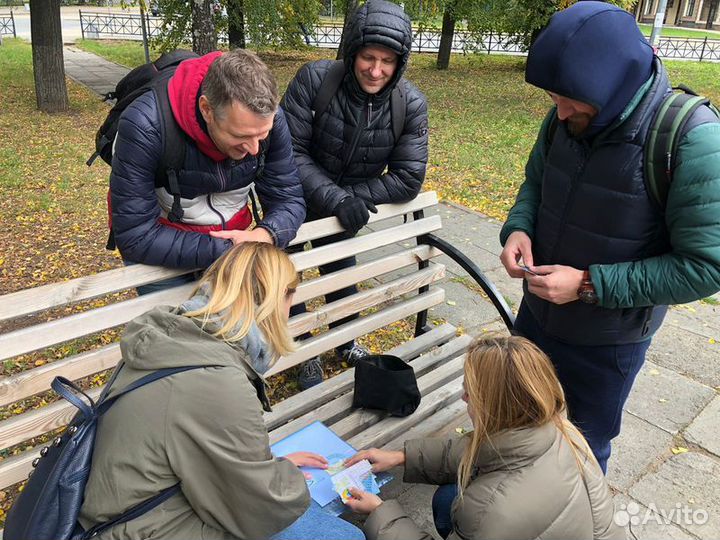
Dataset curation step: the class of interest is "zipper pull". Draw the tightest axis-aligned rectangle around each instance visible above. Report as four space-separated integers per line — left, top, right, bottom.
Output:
367 98 372 125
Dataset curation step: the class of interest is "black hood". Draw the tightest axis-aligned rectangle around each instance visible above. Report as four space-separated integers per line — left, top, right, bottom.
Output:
343 0 413 100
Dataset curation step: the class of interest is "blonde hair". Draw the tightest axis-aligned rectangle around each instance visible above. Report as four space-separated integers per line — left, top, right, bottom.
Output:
183 242 298 361
457 335 594 498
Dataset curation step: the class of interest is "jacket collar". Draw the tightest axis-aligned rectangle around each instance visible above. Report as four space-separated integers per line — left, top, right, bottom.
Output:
473 423 558 474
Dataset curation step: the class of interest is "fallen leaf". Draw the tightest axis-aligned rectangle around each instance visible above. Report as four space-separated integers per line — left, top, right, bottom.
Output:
671 446 689 455
447 300 456 306
649 368 660 376
709 338 716 345
658 398 668 403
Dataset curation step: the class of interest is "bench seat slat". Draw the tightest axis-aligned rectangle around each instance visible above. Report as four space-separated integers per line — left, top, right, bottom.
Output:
0 292 446 466
270 350 468 445
382 399 469 451
328 356 465 442
346 376 464 450
264 323 458 430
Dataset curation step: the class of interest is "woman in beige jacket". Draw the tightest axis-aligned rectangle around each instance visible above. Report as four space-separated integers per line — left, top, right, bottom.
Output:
79 243 365 540
344 336 625 540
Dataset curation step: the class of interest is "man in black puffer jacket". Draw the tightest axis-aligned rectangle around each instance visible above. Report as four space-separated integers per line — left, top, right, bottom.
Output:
111 49 305 294
281 0 429 388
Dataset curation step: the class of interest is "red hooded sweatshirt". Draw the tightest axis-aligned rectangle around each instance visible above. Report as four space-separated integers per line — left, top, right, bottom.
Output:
168 51 225 161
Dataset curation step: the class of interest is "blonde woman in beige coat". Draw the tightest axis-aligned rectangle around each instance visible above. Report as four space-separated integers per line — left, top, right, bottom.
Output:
79 243 365 540
344 336 625 540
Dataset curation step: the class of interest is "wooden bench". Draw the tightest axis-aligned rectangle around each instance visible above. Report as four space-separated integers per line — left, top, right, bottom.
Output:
0 190 513 526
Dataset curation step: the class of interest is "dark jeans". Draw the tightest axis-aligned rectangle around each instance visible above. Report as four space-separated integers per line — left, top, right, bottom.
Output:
289 231 359 353
513 302 651 472
432 484 457 539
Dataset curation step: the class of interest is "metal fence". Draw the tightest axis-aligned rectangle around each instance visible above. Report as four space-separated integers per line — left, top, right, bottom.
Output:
655 36 720 62
79 10 163 40
77 12 720 63
0 11 15 38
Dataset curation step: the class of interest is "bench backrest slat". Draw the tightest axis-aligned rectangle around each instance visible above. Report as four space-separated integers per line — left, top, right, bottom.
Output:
0 290 445 489
0 192 439 322
0 246 443 408
1 217 440 362
289 191 438 247
266 288 444 375
0 345 119 409
291 264 445 337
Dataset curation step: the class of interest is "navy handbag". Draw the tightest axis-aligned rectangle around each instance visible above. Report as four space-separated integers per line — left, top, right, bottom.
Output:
4 366 203 540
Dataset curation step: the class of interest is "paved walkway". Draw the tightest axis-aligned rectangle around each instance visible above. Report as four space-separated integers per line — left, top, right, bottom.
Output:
66 48 720 540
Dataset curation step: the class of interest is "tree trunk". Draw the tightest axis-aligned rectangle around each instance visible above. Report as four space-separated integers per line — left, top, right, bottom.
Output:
436 5 455 70
192 0 217 55
30 0 69 113
228 0 246 49
336 0 359 60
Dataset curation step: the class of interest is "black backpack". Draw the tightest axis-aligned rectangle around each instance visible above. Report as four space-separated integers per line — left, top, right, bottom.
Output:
546 86 720 209
87 50 265 249
87 49 198 169
4 365 205 540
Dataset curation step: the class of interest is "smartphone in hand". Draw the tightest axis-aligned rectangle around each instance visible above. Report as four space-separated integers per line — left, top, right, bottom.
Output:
519 264 540 276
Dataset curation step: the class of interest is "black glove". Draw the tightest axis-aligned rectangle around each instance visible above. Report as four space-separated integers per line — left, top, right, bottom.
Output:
333 197 378 235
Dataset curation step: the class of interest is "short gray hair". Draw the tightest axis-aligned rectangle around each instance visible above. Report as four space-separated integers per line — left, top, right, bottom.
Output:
201 49 279 117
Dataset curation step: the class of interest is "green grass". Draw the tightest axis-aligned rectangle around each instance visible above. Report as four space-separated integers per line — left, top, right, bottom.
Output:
73 39 720 220
638 23 720 40
75 38 163 68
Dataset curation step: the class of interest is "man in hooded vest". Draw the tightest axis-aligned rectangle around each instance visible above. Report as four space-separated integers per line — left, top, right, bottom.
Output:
281 0 429 389
500 1 720 473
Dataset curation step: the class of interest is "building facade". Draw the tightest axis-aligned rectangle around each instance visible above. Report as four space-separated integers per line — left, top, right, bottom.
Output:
637 0 720 30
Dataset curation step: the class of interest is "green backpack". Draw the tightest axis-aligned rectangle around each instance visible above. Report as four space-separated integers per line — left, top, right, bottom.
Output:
546 86 720 209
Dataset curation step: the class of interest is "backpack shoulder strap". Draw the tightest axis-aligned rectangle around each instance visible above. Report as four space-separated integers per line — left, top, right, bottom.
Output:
312 60 346 119
153 75 187 223
390 80 407 142
80 484 181 540
644 91 710 209
97 365 207 413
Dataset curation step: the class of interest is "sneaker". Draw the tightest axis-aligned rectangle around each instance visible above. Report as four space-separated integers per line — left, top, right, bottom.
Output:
297 357 324 390
341 343 370 366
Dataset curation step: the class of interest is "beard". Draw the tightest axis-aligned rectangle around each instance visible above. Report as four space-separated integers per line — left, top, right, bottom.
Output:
566 113 594 137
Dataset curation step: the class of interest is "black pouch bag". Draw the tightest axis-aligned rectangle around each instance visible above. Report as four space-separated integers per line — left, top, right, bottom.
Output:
352 355 421 417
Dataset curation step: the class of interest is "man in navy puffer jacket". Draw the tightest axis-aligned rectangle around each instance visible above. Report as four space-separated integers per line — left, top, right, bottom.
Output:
110 49 305 289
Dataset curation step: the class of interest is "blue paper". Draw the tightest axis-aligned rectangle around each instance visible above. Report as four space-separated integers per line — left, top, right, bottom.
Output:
271 421 392 513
